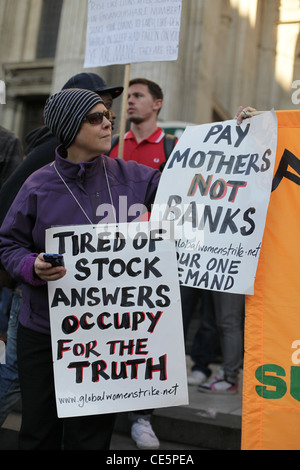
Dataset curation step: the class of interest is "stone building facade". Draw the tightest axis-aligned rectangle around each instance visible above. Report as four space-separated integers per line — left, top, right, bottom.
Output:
0 0 299 146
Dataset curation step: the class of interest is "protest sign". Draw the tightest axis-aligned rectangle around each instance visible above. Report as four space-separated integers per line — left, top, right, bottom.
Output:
84 0 182 67
151 111 278 294
46 221 188 418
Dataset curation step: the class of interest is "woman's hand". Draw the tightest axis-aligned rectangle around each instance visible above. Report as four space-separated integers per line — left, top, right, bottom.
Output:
34 253 67 281
234 106 257 125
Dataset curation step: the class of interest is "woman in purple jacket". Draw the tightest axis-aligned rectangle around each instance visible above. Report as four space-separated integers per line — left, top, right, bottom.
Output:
0 88 160 450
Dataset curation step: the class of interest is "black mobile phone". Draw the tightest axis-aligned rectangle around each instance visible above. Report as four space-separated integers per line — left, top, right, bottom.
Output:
43 253 65 267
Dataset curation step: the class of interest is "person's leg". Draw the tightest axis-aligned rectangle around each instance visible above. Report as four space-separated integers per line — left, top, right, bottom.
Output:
0 289 21 427
189 290 220 380
17 324 63 449
180 286 200 340
63 412 116 450
199 292 244 393
213 292 244 383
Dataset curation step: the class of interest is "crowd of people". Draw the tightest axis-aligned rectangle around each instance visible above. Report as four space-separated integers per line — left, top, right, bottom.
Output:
0 72 251 450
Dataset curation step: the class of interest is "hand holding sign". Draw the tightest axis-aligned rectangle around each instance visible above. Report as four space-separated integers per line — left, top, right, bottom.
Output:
234 105 258 125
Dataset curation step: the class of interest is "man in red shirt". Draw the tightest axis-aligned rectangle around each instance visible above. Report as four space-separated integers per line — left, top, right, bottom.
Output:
109 78 177 170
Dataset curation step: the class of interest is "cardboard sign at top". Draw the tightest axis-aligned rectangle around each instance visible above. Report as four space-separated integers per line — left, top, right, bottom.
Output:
84 0 182 67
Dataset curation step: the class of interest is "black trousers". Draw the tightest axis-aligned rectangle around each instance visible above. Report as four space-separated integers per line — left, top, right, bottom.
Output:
17 324 116 450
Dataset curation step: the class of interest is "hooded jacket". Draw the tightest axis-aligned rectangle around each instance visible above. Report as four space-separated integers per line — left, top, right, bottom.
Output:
0 146 160 334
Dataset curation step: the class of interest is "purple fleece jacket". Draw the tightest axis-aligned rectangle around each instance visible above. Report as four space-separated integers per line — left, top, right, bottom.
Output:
0 147 160 334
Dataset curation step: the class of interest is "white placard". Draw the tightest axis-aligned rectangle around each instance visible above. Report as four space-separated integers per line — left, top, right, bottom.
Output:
46 222 188 418
151 111 278 295
84 0 182 67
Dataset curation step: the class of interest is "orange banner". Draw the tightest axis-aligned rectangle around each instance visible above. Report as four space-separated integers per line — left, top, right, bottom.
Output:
242 111 300 450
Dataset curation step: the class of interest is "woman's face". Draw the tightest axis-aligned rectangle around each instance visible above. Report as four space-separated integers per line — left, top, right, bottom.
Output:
67 103 112 162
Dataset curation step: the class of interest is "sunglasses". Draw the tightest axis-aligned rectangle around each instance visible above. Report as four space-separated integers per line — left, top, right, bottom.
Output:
83 110 112 125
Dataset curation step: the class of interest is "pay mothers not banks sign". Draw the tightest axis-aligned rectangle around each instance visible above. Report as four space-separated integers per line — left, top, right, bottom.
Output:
46 222 188 418
151 111 278 295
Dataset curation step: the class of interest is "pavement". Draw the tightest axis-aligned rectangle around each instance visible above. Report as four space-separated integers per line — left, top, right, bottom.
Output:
114 359 242 450
0 359 242 451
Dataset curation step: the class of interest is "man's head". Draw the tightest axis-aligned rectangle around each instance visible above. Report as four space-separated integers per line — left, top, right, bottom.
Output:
127 78 163 125
62 73 123 128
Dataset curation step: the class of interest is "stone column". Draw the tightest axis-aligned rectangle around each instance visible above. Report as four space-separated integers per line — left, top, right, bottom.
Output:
0 0 43 130
52 0 90 92
273 0 300 109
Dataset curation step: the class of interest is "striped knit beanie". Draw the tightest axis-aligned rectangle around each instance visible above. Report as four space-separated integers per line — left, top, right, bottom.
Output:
44 88 104 148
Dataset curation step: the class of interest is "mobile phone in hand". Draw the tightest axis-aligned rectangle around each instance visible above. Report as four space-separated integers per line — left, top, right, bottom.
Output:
43 253 65 267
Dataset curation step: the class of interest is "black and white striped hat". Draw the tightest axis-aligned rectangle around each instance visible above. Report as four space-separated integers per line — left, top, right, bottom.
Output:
44 88 104 148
